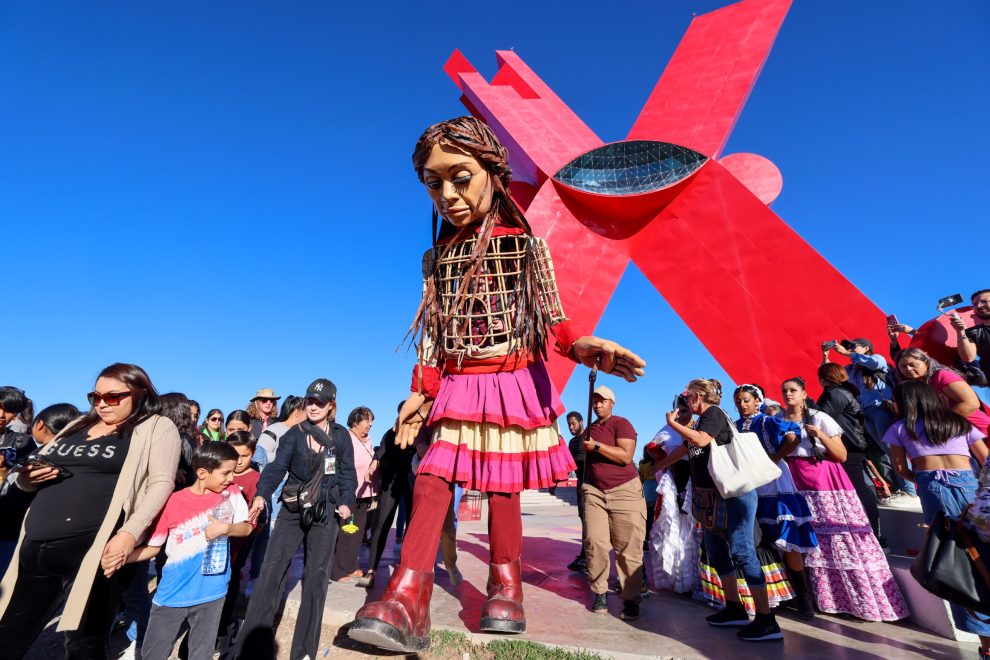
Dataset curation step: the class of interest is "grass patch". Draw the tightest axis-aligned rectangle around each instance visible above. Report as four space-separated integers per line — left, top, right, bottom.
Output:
426 630 603 660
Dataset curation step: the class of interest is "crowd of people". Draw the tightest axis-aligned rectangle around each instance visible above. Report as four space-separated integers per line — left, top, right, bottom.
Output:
0 370 440 660
563 289 989 654
1 292 988 658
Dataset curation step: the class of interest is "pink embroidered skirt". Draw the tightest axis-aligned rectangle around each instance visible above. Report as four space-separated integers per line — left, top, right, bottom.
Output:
418 360 576 493
787 457 909 621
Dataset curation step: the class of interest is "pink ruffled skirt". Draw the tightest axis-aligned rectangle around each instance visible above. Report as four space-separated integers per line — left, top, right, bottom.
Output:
418 360 575 493
788 457 909 622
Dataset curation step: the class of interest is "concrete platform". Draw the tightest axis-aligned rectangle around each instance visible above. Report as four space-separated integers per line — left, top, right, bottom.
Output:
278 500 981 659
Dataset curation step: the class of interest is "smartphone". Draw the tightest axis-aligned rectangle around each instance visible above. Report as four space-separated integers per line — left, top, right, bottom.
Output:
885 314 898 327
15 456 72 479
937 293 963 311
821 340 838 350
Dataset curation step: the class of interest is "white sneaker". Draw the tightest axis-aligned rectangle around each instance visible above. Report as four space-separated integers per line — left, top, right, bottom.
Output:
880 492 903 505
886 493 921 510
117 640 140 660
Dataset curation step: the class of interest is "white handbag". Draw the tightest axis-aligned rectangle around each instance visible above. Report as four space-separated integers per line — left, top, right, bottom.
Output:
707 408 781 499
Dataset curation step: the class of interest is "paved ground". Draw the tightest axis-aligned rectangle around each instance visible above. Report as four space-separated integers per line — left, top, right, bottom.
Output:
284 500 978 660
28 499 980 659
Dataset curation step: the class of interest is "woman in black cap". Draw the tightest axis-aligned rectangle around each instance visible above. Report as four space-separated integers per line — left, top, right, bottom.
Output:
236 379 356 660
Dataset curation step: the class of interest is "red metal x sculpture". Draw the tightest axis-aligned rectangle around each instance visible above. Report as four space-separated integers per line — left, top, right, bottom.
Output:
444 0 890 394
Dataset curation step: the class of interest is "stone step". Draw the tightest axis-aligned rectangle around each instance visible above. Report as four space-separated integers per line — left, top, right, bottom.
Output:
519 487 578 507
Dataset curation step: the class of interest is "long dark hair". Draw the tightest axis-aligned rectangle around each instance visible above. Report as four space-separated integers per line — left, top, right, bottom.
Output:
275 395 303 423
62 363 162 437
406 116 547 362
226 409 252 431
199 408 224 438
893 381 972 446
160 393 199 442
34 403 82 436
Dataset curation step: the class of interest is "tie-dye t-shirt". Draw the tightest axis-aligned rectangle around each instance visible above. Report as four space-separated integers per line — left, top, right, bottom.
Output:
148 485 249 607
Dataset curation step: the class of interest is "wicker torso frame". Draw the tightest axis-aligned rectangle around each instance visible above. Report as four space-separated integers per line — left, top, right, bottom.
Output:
422 234 567 363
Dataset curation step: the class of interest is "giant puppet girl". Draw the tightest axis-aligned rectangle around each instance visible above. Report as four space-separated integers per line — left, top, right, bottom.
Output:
347 117 645 653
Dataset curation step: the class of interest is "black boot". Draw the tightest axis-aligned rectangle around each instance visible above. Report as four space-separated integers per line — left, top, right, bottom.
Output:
788 569 816 620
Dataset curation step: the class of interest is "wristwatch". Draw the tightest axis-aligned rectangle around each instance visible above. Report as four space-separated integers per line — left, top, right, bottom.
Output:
593 442 601 453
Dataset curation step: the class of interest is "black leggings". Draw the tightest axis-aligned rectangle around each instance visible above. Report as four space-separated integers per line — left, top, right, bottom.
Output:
0 533 134 660
365 473 412 572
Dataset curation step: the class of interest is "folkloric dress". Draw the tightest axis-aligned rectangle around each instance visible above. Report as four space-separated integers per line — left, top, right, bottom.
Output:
736 413 818 553
782 409 908 621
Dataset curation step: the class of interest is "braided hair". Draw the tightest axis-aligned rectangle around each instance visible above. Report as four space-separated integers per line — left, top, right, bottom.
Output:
405 116 548 362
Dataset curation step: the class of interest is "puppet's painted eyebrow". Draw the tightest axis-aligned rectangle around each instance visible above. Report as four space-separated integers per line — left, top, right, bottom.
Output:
423 162 475 174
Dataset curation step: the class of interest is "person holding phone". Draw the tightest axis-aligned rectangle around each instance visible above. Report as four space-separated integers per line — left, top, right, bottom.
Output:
952 289 990 386
825 337 919 504
0 363 181 659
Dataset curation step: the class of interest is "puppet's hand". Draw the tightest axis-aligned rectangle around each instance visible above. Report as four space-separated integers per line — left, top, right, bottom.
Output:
572 336 646 382
395 393 431 449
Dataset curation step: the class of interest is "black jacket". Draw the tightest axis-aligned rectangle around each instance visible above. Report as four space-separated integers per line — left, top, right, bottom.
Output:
817 385 869 452
256 421 357 513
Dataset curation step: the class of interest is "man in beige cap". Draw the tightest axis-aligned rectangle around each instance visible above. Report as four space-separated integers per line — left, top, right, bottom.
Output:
582 385 645 622
248 388 281 437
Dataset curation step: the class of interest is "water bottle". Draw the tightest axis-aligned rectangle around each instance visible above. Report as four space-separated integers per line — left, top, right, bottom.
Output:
202 491 233 575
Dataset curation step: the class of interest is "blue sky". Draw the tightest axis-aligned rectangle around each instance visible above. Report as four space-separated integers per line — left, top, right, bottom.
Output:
3 1 988 455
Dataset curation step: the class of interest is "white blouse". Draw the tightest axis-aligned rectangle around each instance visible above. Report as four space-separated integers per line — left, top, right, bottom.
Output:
787 409 843 458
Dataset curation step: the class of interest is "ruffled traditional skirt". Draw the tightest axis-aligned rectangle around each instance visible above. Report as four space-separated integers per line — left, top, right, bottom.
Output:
787 457 909 621
755 459 819 554
418 360 576 493
649 471 700 594
700 545 794 614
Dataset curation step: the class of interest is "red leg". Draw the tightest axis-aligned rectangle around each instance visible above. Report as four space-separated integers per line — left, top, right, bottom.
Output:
348 474 452 652
481 491 525 633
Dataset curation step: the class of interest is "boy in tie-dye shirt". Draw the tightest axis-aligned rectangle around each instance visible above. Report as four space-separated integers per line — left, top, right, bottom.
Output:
125 443 253 660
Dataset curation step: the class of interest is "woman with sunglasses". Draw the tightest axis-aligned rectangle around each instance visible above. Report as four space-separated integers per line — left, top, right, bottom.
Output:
664 378 781 642
200 409 225 442
778 377 907 622
0 363 181 658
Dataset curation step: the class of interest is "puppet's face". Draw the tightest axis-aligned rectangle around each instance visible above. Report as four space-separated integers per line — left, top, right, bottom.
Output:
422 143 493 227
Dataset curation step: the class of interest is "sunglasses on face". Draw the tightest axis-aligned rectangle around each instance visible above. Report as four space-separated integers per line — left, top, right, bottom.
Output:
87 391 133 406
209 416 223 422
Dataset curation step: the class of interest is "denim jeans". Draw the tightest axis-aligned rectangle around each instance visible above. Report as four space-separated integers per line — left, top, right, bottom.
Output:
915 469 990 636
703 488 765 588
123 560 152 644
864 406 917 496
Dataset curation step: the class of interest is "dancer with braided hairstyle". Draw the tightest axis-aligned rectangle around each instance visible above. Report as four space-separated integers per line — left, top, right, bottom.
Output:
778 378 907 621
347 117 645 653
733 384 817 619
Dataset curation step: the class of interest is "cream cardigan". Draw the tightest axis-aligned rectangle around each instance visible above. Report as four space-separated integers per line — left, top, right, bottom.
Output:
0 414 181 631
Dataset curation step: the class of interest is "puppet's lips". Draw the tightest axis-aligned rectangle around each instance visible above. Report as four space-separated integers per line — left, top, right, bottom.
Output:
553 140 707 196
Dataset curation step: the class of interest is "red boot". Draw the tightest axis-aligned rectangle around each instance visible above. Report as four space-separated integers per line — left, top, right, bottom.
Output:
480 558 526 633
347 566 434 652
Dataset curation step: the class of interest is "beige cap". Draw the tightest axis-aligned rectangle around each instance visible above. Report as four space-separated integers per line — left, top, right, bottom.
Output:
593 385 615 402
251 388 281 401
